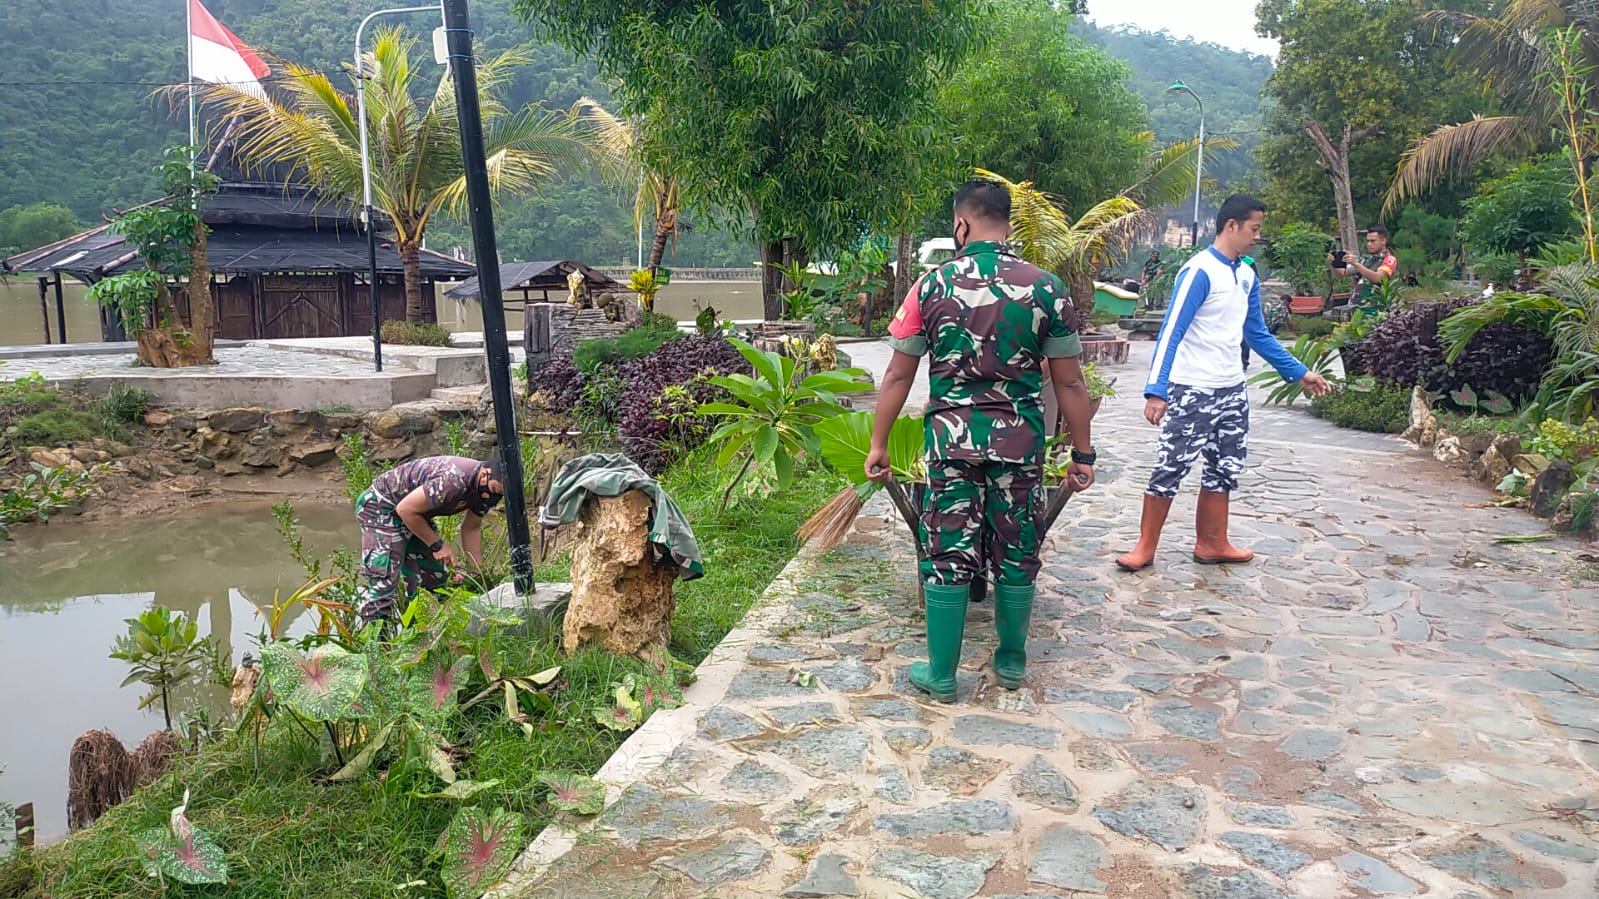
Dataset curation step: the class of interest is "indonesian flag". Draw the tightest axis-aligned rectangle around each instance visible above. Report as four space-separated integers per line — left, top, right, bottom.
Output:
189 0 270 99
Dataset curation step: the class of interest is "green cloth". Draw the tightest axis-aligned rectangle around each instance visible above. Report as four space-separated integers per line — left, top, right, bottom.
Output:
538 453 704 579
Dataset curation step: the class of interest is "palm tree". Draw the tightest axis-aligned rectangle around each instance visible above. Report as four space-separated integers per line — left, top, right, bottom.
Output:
1385 1 1598 217
189 28 600 321
979 134 1232 319
572 98 682 273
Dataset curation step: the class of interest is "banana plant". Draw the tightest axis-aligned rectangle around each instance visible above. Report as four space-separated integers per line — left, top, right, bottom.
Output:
697 337 871 509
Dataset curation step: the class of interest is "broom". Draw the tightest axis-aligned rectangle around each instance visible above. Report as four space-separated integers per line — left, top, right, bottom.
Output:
799 486 867 552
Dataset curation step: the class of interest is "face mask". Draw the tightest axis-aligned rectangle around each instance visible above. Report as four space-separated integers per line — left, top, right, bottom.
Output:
469 466 503 516
954 220 971 252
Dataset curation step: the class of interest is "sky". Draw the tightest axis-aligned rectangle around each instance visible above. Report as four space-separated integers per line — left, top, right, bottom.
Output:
1086 0 1279 59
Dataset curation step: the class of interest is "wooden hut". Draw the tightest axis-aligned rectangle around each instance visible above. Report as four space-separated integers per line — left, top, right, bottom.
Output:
3 181 475 342
443 260 626 311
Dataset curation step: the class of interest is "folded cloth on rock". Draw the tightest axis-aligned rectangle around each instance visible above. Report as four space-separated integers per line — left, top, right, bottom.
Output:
538 452 705 579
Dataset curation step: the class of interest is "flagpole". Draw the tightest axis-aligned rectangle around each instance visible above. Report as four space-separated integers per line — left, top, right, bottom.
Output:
186 0 197 153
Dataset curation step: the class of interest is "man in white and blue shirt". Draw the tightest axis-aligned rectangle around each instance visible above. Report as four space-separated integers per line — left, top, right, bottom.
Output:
1116 195 1331 572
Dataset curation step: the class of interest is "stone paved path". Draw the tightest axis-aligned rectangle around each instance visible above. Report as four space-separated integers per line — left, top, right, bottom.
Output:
502 344 1599 898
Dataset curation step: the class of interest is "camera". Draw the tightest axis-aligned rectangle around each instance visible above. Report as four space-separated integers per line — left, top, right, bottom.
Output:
1329 243 1348 272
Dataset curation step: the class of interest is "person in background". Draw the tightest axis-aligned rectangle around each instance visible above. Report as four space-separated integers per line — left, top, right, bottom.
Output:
1142 248 1163 288
867 179 1097 703
1333 225 1397 310
355 455 505 625
1117 194 1331 573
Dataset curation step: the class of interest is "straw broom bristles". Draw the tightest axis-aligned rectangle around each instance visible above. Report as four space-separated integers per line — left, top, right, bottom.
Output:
798 486 866 551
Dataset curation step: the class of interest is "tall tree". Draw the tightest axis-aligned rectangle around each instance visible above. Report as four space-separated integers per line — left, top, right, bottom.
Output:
940 0 1147 219
571 99 682 273
191 28 599 321
516 0 987 318
1257 0 1467 249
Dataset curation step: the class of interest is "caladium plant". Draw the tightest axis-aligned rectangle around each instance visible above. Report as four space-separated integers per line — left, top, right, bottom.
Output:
441 806 524 899
539 770 607 815
594 675 645 732
136 789 228 885
261 642 369 722
409 655 474 724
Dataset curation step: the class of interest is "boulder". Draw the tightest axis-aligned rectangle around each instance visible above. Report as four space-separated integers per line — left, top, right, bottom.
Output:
268 409 322 436
1458 432 1496 458
125 457 157 480
1400 386 1436 446
367 408 439 439
242 441 282 469
208 408 267 433
29 449 66 468
290 441 341 467
71 446 99 464
169 411 199 432
1531 460 1577 518
372 439 415 463
324 412 364 432
1474 446 1513 485
1513 453 1552 476
143 410 173 427
1552 494 1579 533
564 490 677 666
1432 436 1463 466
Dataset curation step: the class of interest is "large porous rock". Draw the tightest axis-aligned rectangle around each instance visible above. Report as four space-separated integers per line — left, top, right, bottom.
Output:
367 407 440 440
564 491 676 665
207 407 267 433
1432 435 1463 466
1531 460 1577 517
1400 386 1436 446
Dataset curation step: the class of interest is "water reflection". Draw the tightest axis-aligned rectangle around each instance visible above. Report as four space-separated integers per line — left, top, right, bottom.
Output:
0 501 352 841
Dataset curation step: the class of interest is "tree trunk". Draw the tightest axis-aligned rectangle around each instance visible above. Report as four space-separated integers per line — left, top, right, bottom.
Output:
759 239 785 320
646 213 675 272
187 217 215 364
1303 121 1378 257
894 232 914 299
1067 268 1096 326
401 239 424 323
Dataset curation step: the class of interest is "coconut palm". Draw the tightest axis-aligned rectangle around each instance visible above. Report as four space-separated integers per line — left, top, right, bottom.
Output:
571 98 683 273
188 28 600 321
978 134 1233 318
1385 0 1599 215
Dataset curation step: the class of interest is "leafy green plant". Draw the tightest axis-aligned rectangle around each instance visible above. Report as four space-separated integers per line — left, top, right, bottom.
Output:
628 269 661 311
109 605 214 730
1267 222 1335 296
1147 245 1204 303
1444 384 1514 416
12 408 101 446
571 319 680 372
441 805 523 899
1 462 105 531
697 338 870 509
135 789 227 886
1250 331 1342 405
96 383 155 425
1460 157 1578 287
340 432 393 501
1310 379 1413 433
540 771 606 815
815 411 925 494
380 320 454 347
1528 417 1599 463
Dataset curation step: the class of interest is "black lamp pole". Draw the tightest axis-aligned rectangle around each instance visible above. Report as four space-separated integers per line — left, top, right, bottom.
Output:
442 0 533 594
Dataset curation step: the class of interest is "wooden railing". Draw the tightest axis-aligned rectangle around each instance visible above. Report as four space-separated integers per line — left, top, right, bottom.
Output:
595 266 761 282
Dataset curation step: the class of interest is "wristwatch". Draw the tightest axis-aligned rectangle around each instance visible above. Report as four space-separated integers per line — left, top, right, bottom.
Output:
428 539 445 553
1070 447 1097 466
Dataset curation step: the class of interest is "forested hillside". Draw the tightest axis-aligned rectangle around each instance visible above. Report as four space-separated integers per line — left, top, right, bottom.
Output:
1 1 1270 264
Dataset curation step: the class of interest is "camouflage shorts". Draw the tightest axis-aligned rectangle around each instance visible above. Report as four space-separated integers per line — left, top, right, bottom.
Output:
355 487 447 623
1147 382 1249 498
921 460 1042 588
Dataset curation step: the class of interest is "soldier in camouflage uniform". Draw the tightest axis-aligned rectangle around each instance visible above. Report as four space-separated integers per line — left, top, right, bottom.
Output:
355 455 505 625
867 179 1098 703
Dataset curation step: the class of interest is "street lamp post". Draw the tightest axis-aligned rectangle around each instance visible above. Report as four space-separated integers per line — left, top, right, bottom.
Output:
1167 81 1205 249
356 4 443 373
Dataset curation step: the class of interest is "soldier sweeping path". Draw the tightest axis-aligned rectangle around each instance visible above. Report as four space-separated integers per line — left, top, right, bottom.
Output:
1116 195 1331 573
867 179 1098 703
355 455 505 624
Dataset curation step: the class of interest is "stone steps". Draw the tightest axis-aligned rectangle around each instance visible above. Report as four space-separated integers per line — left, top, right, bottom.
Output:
429 385 485 406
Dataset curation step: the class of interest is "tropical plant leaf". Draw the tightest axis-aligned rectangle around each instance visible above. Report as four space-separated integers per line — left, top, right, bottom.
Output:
261 642 369 722
410 779 503 801
539 770 608 815
814 412 925 485
411 655 474 721
327 721 395 782
528 666 561 687
1482 390 1514 414
136 796 229 886
1450 384 1479 408
441 806 524 899
467 597 524 628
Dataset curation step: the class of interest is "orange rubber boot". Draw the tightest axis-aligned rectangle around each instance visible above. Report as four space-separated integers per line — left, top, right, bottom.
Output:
1116 493 1173 572
1192 489 1254 564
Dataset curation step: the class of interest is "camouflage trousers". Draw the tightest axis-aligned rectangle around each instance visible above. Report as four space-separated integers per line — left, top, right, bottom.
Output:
1147 382 1249 498
355 487 447 623
921 460 1042 587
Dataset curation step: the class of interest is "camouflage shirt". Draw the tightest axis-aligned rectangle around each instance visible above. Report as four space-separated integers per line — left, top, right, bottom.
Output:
887 240 1083 464
370 455 480 519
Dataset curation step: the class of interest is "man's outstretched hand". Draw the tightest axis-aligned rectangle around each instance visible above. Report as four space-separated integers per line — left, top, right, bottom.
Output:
1300 372 1333 397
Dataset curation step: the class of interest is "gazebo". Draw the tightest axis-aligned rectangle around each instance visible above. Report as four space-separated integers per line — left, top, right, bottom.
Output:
443 260 627 310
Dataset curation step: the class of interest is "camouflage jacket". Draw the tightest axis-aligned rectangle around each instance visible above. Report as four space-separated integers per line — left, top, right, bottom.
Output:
887 240 1083 464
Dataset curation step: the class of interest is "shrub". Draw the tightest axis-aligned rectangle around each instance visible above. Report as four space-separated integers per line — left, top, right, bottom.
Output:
13 409 101 446
1350 297 1552 405
1266 222 1335 295
529 355 584 409
572 319 681 373
97 383 155 424
1310 382 1412 433
1528 417 1599 463
1289 316 1338 338
616 335 750 471
380 320 453 347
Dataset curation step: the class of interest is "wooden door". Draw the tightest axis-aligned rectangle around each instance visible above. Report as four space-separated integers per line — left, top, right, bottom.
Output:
261 275 342 338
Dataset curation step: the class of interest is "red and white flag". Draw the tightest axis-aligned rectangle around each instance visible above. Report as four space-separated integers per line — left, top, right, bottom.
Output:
189 0 270 98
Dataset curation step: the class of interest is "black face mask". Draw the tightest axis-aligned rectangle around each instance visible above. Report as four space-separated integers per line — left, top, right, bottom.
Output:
468 466 503 516
954 220 971 252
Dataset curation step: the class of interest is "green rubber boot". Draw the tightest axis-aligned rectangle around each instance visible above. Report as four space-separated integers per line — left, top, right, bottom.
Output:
909 583 970 703
993 583 1035 690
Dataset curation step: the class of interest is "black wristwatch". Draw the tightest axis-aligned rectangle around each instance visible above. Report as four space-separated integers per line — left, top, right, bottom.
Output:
1070 447 1097 466
428 539 445 553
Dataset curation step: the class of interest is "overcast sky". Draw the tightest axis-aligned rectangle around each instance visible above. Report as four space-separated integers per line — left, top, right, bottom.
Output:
1086 0 1279 59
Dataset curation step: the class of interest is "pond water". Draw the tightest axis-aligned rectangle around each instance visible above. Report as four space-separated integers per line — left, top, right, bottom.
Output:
0 500 354 842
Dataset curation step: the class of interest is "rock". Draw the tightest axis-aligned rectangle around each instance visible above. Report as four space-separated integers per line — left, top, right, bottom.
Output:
884 727 931 753
1279 728 1344 761
600 784 729 849
241 442 281 468
1029 826 1105 893
69 445 97 464
1225 803 1294 827
760 726 870 777
169 411 199 432
721 760 789 800
1400 385 1434 445
1433 436 1464 465
1553 494 1580 532
772 787 860 845
783 854 859 898
1513 452 1552 475
1458 431 1496 458
1219 831 1311 877
1531 460 1577 517
367 408 439 439
699 706 765 742
564 491 676 664
1176 865 1293 899
921 747 1005 796
29 449 66 468
192 455 215 470
951 714 1058 749
1053 708 1133 739
876 766 912 802
856 699 921 721
229 660 260 713
143 410 172 427
1512 830 1599 862
1090 780 1204 851
289 441 341 468
1012 754 1079 810
870 847 994 899
324 411 363 431
874 799 1016 838
267 409 321 436
1423 837 1561 891
371 439 415 463
655 836 769 886
1151 701 1222 741
124 457 157 480
208 407 266 433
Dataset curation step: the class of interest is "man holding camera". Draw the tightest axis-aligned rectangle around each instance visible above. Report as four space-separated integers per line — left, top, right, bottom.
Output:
1332 226 1397 310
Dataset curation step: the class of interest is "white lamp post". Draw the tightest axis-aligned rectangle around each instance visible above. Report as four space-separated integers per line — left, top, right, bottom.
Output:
1167 81 1205 248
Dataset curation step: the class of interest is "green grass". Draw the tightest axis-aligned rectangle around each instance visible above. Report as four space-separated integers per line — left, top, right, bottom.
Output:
5 447 844 899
